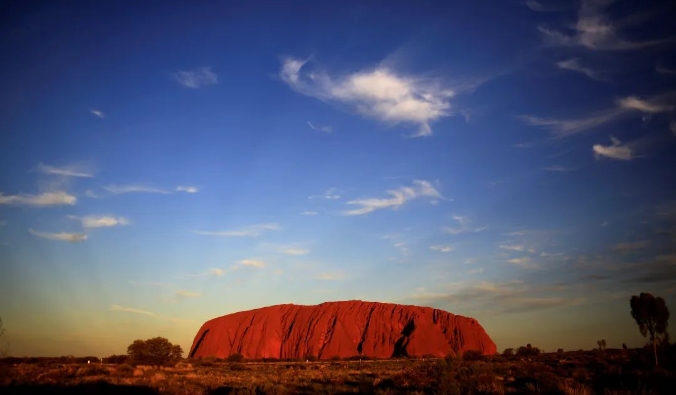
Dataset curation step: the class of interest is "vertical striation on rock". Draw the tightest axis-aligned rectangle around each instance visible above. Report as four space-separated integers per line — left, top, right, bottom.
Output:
189 300 497 359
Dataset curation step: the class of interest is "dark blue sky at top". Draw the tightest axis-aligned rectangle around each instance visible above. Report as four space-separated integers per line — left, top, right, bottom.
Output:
1 0 675 356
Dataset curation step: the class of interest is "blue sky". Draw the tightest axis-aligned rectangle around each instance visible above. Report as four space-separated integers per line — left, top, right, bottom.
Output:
1 0 676 357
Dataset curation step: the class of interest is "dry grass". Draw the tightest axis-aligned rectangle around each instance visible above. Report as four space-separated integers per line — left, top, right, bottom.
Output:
0 349 674 394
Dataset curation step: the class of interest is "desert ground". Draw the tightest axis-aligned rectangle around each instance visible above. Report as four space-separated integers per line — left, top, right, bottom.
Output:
1 348 674 395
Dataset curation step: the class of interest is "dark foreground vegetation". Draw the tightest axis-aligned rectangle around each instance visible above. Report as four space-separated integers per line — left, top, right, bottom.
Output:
1 346 676 395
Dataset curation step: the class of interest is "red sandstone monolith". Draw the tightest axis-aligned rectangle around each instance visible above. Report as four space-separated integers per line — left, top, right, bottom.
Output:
189 300 497 359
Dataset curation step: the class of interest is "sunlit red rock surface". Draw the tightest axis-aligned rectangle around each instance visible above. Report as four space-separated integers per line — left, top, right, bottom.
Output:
189 301 497 359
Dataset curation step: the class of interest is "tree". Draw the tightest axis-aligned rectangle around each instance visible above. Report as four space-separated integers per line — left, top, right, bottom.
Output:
630 292 670 367
0 317 8 357
126 337 183 366
597 339 606 351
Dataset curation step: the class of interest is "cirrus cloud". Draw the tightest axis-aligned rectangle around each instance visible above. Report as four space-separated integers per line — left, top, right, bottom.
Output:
344 180 444 216
29 228 87 242
0 191 77 207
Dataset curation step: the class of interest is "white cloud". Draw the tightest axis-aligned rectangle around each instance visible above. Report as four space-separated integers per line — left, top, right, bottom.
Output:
283 248 309 256
507 257 537 268
466 267 485 275
238 259 265 268
593 136 633 161
28 228 87 242
0 191 76 207
210 268 225 276
279 57 454 137
442 215 487 235
309 187 341 200
344 180 443 215
429 245 454 253
176 290 201 299
36 163 95 178
110 304 156 318
557 58 605 81
500 244 525 252
85 190 100 199
176 186 199 193
539 0 670 51
69 215 130 229
617 96 674 114
300 211 318 216
102 185 170 195
89 109 105 118
191 223 280 237
306 121 333 133
173 67 218 88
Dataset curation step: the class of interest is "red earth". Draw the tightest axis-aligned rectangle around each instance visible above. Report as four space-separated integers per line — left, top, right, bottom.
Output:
189 301 497 359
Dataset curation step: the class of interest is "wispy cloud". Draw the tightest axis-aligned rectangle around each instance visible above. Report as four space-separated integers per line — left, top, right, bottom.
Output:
173 67 218 88
238 259 265 268
176 290 201 299
522 92 675 138
89 108 105 118
593 136 633 161
657 65 676 75
102 185 170 195
344 180 443 215
442 215 487 235
430 245 454 253
110 304 156 317
507 257 538 268
110 304 193 324
29 228 87 242
68 215 130 229
612 240 650 253
317 272 344 280
191 223 280 237
300 211 318 216
279 56 454 137
182 267 229 278
36 163 95 178
557 58 606 81
309 187 341 200
542 165 573 172
0 191 76 207
500 244 526 252
176 186 199 193
539 0 671 51
306 121 333 134
283 248 310 256
519 110 623 137
408 280 583 314
617 96 674 114
524 0 566 12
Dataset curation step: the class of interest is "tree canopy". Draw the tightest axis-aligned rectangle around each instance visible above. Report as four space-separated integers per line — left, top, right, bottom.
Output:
126 337 183 366
630 292 670 366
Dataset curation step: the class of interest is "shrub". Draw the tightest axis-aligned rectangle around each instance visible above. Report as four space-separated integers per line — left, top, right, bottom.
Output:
502 348 514 357
516 344 541 357
227 353 245 363
304 354 317 362
115 363 134 377
462 350 484 361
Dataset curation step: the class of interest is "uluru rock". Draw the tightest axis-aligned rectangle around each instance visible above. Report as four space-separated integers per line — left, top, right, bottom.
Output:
189 301 497 359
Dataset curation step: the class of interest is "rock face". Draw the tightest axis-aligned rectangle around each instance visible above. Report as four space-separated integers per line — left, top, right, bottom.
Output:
189 301 497 359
